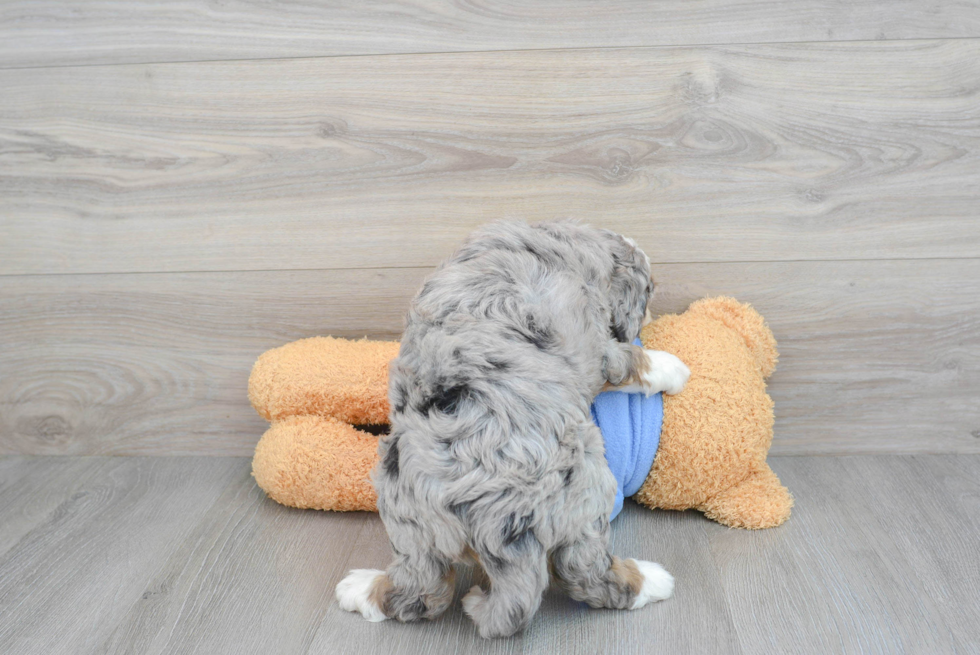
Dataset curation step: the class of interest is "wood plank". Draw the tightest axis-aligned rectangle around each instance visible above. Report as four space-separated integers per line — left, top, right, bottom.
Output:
2 259 977 457
307 503 739 655
100 482 735 655
2 40 978 276
2 1 979 69
839 455 980 651
0 457 112 558
0 267 427 456
0 457 246 654
0 456 738 655
652 260 980 456
97 462 371 655
1 455 977 653
709 456 980 654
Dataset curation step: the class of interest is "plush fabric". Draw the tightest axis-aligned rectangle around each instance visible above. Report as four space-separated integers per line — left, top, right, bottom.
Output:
249 297 793 529
632 297 792 528
250 337 396 511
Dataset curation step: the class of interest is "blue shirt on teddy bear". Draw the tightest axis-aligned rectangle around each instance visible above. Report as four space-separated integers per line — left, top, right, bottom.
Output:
590 340 664 520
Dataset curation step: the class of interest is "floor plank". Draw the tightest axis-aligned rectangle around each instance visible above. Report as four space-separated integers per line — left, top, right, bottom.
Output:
708 457 971 654
97 468 363 655
840 455 980 651
307 506 738 655
0 457 112 558
2 1 978 69
0 457 245 655
2 40 978 276
3 259 977 457
0 455 977 654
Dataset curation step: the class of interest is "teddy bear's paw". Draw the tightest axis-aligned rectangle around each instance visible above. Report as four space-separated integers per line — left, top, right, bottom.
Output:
634 350 690 396
628 559 674 609
336 569 389 622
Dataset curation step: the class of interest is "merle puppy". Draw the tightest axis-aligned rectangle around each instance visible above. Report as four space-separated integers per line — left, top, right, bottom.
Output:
337 221 689 638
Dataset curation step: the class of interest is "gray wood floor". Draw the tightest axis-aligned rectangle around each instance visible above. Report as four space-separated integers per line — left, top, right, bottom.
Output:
0 455 977 654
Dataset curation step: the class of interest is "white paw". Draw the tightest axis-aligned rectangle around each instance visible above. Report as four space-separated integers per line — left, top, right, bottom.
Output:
336 569 388 622
461 585 487 619
640 350 690 396
629 559 674 609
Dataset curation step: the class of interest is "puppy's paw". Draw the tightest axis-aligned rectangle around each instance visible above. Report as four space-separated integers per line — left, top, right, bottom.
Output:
640 350 690 396
461 585 487 619
336 569 388 622
628 559 674 609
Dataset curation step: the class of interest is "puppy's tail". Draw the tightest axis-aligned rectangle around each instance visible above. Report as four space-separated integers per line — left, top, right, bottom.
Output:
686 297 778 378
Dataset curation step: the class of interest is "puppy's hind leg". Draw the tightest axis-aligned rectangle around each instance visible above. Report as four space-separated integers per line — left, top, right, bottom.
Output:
462 534 550 638
336 548 456 624
602 340 690 396
551 522 673 611
336 510 457 623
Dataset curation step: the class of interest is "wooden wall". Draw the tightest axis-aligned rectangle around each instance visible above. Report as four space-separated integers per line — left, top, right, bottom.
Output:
2 2 978 456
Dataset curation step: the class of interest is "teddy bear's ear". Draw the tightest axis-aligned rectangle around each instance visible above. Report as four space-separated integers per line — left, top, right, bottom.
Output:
687 297 779 378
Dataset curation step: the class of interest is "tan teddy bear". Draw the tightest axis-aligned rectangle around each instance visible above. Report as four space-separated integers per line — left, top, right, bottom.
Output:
249 296 792 529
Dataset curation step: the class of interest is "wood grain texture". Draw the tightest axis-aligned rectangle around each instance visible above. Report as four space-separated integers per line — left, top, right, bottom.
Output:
0 455 739 655
97 464 355 655
709 456 980 654
2 259 977 457
2 40 978 276
842 455 980 651
653 260 980 456
0 457 245 655
0 267 427 456
0 457 111 558
309 503 740 655
1 455 977 654
2 1 979 69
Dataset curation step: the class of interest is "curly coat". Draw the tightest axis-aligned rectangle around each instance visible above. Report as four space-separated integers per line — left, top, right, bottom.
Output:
340 221 680 637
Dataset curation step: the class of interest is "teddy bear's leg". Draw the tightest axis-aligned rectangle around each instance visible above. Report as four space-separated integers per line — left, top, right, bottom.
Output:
249 336 399 425
252 415 380 511
699 464 793 529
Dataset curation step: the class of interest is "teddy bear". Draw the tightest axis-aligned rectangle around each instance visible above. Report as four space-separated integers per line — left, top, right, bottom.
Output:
249 296 793 529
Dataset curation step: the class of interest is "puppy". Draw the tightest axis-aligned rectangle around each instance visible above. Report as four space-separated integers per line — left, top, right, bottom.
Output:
336 221 688 637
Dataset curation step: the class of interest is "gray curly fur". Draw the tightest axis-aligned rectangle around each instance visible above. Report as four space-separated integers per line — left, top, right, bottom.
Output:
373 220 655 637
